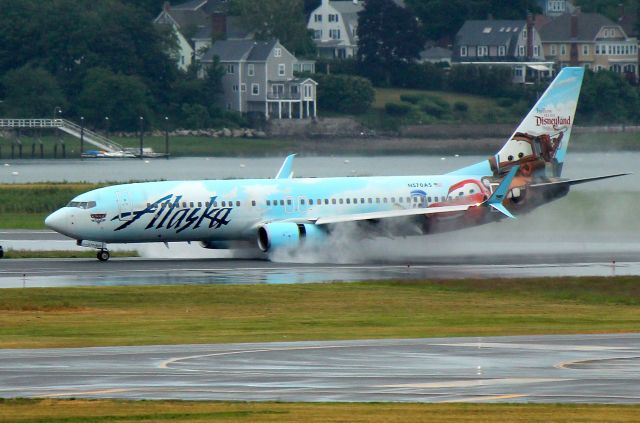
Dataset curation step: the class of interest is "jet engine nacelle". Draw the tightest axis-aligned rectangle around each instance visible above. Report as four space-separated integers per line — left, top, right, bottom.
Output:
257 222 327 252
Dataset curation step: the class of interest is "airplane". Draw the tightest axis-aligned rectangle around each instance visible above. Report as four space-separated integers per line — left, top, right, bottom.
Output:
45 67 626 262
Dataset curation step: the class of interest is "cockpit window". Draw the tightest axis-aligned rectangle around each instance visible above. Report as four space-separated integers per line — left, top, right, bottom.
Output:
67 201 97 209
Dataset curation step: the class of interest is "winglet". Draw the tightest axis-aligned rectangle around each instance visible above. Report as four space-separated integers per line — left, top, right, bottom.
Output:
486 165 519 219
275 154 296 179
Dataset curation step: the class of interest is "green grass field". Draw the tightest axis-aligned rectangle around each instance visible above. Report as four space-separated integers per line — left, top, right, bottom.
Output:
1 277 639 349
1 399 639 423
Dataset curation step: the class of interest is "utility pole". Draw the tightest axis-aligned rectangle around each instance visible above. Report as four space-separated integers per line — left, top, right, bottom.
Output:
165 116 169 159
80 116 85 158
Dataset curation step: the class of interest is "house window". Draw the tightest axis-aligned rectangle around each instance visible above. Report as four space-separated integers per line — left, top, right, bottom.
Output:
232 84 238 92
498 46 506 56
248 64 254 76
329 29 340 39
550 44 557 55
582 45 589 55
304 84 312 98
560 44 566 55
274 48 282 57
278 63 285 76
251 83 259 95
522 29 527 39
314 14 322 22
595 45 600 55
329 14 338 22
313 30 322 39
534 45 539 56
460 45 467 57
240 83 246 92
226 64 235 74
518 45 525 56
477 46 488 57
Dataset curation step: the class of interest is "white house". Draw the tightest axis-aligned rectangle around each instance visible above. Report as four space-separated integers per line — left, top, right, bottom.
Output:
307 0 363 59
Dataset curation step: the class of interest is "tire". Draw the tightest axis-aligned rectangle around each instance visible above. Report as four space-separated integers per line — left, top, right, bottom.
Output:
97 250 110 262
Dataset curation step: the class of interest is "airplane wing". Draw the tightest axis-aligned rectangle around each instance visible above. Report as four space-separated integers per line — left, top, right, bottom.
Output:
303 166 520 226
275 154 296 179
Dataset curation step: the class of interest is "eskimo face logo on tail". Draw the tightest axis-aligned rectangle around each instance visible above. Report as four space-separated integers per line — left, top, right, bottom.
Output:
111 194 232 233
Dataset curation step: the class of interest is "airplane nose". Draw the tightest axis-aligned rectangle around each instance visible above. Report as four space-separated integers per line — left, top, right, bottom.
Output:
45 210 67 234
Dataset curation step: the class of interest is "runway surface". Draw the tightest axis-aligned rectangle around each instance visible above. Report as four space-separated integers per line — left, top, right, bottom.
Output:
2 228 640 287
1 334 639 403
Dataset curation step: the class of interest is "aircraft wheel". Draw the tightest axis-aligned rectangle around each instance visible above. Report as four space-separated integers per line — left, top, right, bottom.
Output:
97 250 110 262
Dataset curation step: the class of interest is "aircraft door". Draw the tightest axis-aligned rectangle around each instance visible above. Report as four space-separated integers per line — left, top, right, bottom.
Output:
284 196 297 214
116 191 133 221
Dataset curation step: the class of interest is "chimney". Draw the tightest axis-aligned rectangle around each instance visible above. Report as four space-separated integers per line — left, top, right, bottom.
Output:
570 10 579 65
163 1 170 12
526 13 534 59
211 12 227 41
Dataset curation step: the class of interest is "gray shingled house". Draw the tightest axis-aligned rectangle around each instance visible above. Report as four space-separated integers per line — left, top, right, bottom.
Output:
200 39 318 119
453 18 552 83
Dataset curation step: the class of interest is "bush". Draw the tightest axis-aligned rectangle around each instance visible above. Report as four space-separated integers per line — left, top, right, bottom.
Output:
420 97 449 118
496 98 514 108
453 101 468 112
385 102 412 116
316 74 375 114
400 94 423 104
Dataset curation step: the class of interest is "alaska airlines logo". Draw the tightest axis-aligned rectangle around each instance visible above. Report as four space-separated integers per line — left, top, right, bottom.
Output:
111 194 232 233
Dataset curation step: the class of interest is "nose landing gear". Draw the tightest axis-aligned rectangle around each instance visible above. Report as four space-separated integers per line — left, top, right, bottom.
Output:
97 249 110 262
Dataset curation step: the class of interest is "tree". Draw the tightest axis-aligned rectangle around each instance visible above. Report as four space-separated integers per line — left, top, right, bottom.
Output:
573 0 637 21
578 70 640 123
1 66 67 118
357 0 425 86
77 68 152 131
229 0 316 56
315 74 375 114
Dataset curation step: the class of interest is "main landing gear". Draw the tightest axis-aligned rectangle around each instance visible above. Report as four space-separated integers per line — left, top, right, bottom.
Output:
97 249 110 262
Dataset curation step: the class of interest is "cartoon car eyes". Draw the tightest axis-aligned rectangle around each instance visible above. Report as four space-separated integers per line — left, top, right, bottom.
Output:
502 140 533 162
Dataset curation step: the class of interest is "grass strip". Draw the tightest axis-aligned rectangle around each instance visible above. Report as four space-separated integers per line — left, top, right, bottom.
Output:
1 249 138 259
0 399 639 422
0 277 639 349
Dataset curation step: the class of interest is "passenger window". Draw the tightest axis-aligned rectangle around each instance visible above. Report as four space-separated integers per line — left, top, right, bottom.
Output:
287 199 292 206
339 199 344 204
346 199 350 204
267 200 271 206
368 198 372 204
324 199 329 205
236 201 240 207
361 198 365 204
332 199 337 204
301 199 306 205
376 198 380 203
221 201 226 207
206 202 210 207
213 202 218 207
391 197 395 203
252 200 256 206
383 198 388 203
189 202 194 208
280 200 284 206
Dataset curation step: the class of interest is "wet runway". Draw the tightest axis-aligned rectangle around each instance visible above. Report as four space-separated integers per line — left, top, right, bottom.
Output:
1 334 639 403
2 229 640 287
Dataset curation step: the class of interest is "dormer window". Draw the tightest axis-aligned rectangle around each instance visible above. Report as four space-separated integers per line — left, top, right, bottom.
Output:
483 27 492 34
314 14 322 22
498 45 506 56
274 48 282 57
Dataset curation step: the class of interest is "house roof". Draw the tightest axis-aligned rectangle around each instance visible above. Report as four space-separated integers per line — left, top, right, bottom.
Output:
539 13 620 42
420 46 452 61
170 0 228 12
455 20 525 46
201 39 281 62
191 16 252 40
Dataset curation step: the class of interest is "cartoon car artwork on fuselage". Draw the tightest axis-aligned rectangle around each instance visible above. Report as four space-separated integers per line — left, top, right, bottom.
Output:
428 179 490 221
490 131 565 178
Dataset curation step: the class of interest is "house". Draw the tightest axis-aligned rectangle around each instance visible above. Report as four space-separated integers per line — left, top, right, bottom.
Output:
535 0 575 17
154 0 251 69
539 11 638 80
307 0 406 59
307 0 363 59
452 18 553 83
200 39 318 119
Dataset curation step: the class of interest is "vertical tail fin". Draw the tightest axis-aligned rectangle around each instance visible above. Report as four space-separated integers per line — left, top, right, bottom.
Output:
493 67 585 178
451 67 585 179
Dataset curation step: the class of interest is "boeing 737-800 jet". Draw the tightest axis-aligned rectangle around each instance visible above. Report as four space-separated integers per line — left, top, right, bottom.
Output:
45 67 624 261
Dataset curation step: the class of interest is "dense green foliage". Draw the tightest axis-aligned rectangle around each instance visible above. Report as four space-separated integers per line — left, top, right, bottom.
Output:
357 0 425 86
315 74 375 114
229 0 315 56
574 0 638 22
0 0 231 131
578 69 640 123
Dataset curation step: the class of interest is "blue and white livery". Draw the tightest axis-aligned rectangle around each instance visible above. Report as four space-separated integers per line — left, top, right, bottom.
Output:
45 68 625 261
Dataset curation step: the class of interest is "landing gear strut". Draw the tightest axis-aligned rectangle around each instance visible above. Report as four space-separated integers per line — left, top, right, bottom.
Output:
97 249 110 262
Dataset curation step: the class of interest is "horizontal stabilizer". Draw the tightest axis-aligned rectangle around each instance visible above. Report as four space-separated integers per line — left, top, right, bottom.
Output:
529 173 630 189
486 165 519 219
